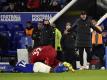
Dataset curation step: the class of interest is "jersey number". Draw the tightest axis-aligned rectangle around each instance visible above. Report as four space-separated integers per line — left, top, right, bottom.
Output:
32 48 42 56
18 61 26 67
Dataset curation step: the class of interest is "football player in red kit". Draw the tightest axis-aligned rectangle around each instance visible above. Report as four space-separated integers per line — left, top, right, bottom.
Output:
30 45 59 68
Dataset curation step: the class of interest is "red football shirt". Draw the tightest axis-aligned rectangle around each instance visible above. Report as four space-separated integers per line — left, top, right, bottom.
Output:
30 45 59 67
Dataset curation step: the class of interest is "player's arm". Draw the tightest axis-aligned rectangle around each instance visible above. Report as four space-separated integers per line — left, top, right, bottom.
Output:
90 19 102 33
44 58 49 65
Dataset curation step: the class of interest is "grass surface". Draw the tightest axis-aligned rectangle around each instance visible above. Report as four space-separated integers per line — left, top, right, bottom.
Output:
0 70 107 80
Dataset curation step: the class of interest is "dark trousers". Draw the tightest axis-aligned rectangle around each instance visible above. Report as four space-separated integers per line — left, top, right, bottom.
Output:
64 48 77 69
56 51 64 62
78 47 92 66
92 45 105 67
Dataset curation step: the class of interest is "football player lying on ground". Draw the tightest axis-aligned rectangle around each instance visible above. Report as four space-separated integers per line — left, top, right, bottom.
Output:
30 45 61 68
7 60 75 73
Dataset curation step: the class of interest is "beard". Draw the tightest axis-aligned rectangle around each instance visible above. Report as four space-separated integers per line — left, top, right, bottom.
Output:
44 24 50 27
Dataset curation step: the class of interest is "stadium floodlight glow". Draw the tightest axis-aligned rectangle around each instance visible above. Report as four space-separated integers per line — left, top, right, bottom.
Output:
49 0 77 24
96 13 107 26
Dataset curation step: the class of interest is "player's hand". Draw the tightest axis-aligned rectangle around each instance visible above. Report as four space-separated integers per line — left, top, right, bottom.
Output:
45 58 49 65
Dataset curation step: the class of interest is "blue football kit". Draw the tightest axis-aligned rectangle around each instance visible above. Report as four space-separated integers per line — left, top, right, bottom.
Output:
14 60 68 73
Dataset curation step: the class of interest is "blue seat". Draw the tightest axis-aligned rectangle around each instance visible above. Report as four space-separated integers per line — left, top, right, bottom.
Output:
8 50 17 55
12 31 25 49
0 50 8 55
0 37 9 56
13 31 25 40
0 31 11 50
13 23 24 31
0 24 8 31
0 50 3 55
0 31 10 39
32 23 37 28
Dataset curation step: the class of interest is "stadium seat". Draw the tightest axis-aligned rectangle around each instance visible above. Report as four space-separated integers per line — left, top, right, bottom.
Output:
0 31 10 40
13 31 25 40
11 31 25 49
0 24 8 31
32 23 37 28
8 50 17 55
13 23 24 31
0 31 11 51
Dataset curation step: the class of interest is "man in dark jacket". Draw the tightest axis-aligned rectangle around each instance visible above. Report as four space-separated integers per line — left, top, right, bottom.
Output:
43 20 55 47
32 22 44 48
32 20 55 48
72 11 102 69
61 22 77 69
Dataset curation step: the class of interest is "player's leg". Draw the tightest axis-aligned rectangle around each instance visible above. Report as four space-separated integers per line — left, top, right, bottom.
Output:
85 47 92 64
63 62 75 72
33 62 51 73
53 64 68 73
65 49 76 69
33 62 68 73
78 47 84 66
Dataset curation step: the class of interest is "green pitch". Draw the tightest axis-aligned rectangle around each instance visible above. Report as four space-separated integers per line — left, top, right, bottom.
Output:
0 70 107 80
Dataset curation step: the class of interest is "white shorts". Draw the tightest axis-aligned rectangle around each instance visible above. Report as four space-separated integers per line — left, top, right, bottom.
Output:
33 62 51 73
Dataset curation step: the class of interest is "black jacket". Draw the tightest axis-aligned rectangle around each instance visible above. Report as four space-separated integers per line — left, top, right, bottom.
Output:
72 17 101 47
61 29 76 50
32 26 55 48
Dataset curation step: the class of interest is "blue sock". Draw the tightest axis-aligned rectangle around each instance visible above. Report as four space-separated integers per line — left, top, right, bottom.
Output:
53 64 68 73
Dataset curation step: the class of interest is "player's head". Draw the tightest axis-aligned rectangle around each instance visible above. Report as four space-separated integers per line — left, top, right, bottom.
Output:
9 59 17 67
37 21 43 30
80 11 87 20
43 20 50 27
91 19 97 25
26 21 33 28
65 22 71 30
